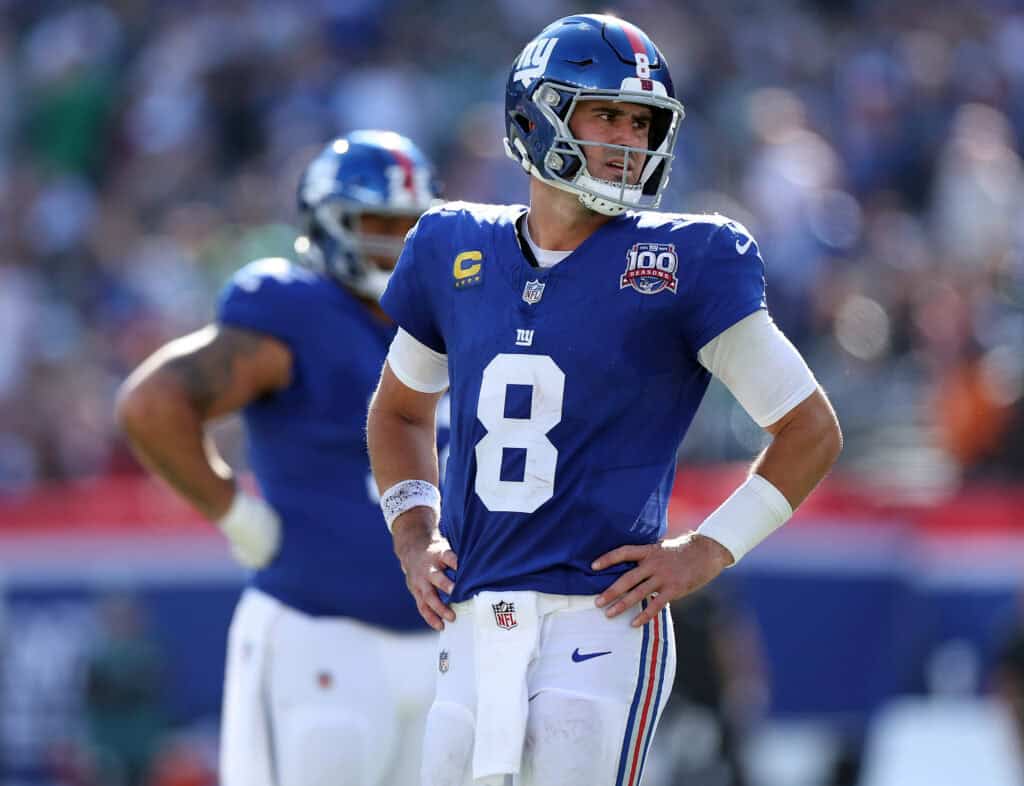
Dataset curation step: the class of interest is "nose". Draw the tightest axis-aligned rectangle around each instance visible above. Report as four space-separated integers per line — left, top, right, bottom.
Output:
611 118 644 148
610 123 647 174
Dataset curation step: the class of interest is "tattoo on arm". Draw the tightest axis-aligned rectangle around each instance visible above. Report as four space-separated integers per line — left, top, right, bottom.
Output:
165 327 270 416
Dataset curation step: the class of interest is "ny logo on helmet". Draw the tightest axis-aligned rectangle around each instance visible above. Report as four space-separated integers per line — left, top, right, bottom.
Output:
514 37 559 86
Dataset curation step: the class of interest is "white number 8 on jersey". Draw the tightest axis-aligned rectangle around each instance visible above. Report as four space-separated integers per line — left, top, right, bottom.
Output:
475 353 565 513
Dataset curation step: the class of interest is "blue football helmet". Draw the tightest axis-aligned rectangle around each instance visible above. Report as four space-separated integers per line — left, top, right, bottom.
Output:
503 14 685 216
296 130 440 300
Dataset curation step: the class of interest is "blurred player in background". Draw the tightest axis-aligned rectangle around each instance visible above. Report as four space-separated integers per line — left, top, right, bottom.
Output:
117 130 443 786
367 13 841 786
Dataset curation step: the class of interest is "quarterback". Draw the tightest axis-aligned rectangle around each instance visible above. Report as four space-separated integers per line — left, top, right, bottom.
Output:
368 14 842 786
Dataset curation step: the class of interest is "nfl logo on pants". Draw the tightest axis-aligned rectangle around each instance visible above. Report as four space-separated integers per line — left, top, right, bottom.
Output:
492 600 518 630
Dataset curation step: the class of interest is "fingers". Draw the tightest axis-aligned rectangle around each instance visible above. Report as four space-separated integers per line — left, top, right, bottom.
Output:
630 592 669 628
410 558 456 630
603 577 659 620
414 584 455 629
591 544 650 571
441 549 459 571
427 564 456 595
595 566 647 610
425 587 456 623
403 540 460 632
416 600 445 632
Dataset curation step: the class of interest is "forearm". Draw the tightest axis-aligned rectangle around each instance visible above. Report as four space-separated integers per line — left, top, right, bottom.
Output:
367 405 441 556
116 378 235 519
367 398 439 494
752 390 842 509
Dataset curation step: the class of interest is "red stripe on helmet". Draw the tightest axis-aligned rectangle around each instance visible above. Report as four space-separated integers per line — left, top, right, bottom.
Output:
389 148 416 194
617 19 649 60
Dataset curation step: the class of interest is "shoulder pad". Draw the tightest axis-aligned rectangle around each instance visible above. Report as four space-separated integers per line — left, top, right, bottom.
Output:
230 258 318 293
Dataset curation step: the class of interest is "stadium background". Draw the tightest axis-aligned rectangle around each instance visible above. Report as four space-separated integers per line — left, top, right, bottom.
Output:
0 0 1023 784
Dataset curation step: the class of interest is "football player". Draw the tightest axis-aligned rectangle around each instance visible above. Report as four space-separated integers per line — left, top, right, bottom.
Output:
367 13 842 786
117 131 445 786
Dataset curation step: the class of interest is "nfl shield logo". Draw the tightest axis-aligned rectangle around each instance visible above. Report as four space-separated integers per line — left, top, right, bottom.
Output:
522 279 545 305
439 649 449 673
492 600 518 630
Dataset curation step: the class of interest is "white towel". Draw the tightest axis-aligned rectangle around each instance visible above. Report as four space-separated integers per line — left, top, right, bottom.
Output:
471 590 541 784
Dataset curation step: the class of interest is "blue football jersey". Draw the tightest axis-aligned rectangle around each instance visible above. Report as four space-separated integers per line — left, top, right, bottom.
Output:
380 203 766 602
218 257 447 630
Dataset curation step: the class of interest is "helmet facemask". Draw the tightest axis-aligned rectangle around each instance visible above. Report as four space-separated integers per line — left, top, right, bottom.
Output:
297 200 419 301
508 82 684 216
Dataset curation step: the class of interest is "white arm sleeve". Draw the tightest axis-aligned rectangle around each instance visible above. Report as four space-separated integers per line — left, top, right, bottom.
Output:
386 328 450 393
698 310 817 427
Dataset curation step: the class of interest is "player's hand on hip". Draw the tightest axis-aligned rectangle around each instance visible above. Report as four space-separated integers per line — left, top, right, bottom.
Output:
592 532 733 627
216 490 282 569
393 512 459 631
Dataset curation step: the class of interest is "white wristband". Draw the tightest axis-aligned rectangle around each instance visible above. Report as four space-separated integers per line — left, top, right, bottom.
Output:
696 474 793 564
380 479 441 533
216 491 282 569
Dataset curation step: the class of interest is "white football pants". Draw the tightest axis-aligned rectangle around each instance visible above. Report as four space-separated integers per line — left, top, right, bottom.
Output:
422 593 675 786
219 588 437 786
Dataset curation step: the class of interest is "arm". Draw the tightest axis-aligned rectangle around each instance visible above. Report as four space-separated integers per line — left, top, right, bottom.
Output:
116 324 291 562
367 362 456 630
595 312 842 626
674 387 842 571
754 388 842 507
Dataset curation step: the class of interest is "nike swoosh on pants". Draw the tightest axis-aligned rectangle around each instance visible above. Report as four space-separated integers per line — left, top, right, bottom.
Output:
571 647 612 662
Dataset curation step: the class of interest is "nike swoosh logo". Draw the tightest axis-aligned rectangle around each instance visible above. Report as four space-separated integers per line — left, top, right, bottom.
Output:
735 236 753 254
571 647 612 663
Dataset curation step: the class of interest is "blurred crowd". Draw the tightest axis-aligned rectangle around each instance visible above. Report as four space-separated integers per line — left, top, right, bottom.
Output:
1 0 1022 497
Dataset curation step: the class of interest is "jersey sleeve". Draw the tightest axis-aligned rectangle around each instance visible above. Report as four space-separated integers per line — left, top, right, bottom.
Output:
379 214 446 354
387 328 450 393
681 220 767 355
216 258 311 345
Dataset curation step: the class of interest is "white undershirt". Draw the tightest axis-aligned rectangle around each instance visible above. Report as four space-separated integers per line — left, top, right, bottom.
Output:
386 310 817 427
520 216 572 268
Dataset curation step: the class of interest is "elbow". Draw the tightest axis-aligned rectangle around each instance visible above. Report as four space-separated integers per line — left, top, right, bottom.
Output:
826 419 843 467
818 408 843 469
114 378 153 440
114 373 182 441
368 393 429 432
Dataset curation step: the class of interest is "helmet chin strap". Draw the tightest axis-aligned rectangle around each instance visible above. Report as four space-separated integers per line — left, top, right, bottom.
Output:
574 172 644 216
294 234 393 302
578 192 628 217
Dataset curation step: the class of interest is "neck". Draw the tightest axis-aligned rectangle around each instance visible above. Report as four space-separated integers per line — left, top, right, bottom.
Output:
364 300 391 324
336 281 391 325
525 178 613 251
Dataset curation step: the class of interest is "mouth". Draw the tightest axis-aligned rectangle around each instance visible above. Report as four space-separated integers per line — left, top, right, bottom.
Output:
603 157 639 184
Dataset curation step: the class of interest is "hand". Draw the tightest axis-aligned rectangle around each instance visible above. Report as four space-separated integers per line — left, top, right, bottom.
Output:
592 532 733 627
216 491 282 569
392 511 459 632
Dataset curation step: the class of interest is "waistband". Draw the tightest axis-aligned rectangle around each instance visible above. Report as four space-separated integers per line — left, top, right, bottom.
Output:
452 591 598 616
